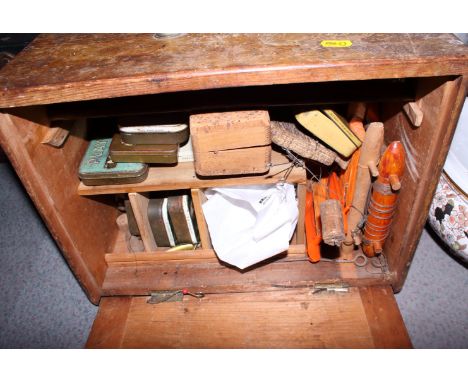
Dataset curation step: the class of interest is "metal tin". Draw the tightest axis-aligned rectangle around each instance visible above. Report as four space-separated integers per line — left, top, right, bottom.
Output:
78 138 148 186
118 117 189 145
109 134 179 164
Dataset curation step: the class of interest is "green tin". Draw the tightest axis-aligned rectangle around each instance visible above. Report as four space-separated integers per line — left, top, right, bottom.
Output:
78 138 149 186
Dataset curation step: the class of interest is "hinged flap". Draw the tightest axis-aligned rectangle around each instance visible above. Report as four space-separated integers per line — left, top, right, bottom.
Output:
87 286 411 348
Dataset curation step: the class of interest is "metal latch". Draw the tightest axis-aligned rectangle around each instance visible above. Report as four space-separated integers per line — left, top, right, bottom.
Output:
147 289 205 304
312 283 350 294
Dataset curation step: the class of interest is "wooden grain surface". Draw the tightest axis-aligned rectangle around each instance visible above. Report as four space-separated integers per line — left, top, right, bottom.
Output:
128 192 157 251
1 34 466 107
102 252 390 297
86 286 410 348
85 297 132 348
190 188 212 250
382 76 466 291
359 287 412 348
104 244 306 266
78 149 306 196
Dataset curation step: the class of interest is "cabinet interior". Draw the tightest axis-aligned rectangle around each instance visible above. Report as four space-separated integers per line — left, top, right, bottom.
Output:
0 75 462 302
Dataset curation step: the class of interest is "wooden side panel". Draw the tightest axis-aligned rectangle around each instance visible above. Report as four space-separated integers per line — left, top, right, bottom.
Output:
1 34 466 107
360 286 412 348
87 287 410 348
382 76 466 290
292 183 306 244
128 192 157 251
85 297 132 348
190 188 212 249
0 110 118 304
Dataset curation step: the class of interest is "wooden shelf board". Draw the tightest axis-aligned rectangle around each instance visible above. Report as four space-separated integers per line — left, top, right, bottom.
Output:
78 150 306 195
105 244 306 266
102 254 390 297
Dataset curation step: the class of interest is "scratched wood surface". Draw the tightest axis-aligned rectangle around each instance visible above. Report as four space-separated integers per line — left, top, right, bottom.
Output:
0 34 466 107
381 76 466 291
86 286 411 348
101 254 389 297
78 149 305 196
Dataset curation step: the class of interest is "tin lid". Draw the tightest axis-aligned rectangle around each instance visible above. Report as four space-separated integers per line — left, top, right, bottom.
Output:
119 124 188 134
110 134 179 158
78 138 148 180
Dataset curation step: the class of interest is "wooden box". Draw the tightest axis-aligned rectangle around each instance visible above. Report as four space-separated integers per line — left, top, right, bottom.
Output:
190 110 271 176
0 34 466 348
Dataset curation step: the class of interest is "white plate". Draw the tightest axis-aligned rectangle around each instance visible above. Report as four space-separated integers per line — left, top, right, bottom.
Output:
444 97 468 195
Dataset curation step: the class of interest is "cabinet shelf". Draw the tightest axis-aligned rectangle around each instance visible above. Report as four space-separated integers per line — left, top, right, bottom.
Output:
78 149 307 196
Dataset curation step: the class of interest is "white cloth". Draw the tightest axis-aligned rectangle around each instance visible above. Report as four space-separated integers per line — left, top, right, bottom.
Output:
202 183 298 269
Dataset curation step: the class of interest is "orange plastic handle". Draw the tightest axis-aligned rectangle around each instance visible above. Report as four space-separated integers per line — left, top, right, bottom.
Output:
305 190 321 263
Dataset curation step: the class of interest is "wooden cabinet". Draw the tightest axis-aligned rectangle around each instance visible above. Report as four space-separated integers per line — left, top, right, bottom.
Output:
0 34 466 348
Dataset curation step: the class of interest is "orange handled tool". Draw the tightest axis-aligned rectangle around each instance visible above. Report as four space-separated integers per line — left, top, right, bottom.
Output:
362 141 405 257
305 189 321 263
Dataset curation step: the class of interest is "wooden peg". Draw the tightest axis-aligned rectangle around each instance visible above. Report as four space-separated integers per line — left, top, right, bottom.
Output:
367 161 379 177
403 102 423 127
41 127 70 148
353 232 362 246
373 242 383 254
389 174 401 191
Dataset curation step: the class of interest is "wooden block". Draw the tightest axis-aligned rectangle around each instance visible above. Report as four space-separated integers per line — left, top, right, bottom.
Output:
190 110 271 151
190 110 271 176
194 146 271 176
41 127 70 147
128 192 157 251
403 102 424 127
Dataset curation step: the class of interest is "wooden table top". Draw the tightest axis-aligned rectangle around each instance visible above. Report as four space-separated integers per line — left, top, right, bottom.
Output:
0 33 466 107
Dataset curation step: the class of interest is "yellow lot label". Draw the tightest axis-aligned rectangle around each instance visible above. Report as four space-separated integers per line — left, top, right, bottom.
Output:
320 40 353 48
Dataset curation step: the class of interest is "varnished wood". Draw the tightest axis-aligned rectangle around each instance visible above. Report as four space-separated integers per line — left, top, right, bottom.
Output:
87 286 409 348
403 101 424 127
0 34 466 309
104 244 307 266
382 76 466 291
190 188 212 249
85 297 132 348
1 34 466 108
102 255 390 297
359 286 412 348
78 149 305 196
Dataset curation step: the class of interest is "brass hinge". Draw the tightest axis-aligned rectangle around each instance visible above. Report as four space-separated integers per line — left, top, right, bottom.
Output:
312 282 350 294
147 289 205 304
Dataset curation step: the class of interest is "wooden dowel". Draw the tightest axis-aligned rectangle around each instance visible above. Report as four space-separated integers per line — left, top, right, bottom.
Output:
403 102 423 127
389 174 401 191
368 161 379 178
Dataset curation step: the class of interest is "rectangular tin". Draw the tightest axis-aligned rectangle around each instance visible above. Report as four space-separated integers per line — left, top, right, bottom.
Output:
78 138 148 186
109 134 179 164
118 116 189 145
